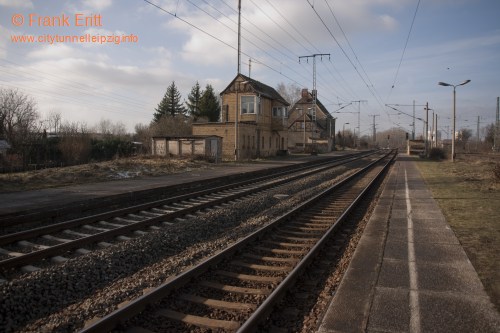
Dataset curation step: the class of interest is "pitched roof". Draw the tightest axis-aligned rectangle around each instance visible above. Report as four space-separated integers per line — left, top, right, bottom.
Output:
221 74 290 106
292 91 332 119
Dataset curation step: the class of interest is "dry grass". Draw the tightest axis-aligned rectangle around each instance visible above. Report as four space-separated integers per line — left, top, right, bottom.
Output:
0 156 214 193
416 156 500 310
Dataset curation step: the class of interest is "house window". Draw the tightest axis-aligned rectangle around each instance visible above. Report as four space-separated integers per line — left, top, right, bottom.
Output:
241 96 255 114
272 106 286 117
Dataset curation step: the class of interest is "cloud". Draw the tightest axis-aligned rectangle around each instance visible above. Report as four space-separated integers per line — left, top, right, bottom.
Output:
0 0 34 9
82 0 113 11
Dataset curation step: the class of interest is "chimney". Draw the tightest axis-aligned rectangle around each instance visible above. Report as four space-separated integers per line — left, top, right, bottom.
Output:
301 88 309 98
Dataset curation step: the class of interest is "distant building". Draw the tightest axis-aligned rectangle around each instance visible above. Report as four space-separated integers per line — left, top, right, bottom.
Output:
192 74 289 160
151 135 222 163
287 89 335 152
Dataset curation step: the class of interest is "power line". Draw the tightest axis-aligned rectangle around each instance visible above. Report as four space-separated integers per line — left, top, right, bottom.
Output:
386 0 421 102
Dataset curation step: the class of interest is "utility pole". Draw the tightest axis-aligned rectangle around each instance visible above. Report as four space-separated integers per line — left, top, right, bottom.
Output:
412 100 416 140
299 53 330 152
424 103 431 156
476 115 480 152
351 100 367 148
299 53 330 122
248 58 251 78
237 0 241 74
368 114 380 143
494 97 499 152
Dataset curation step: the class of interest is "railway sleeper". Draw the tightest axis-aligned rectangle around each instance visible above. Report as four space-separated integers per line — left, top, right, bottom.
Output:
156 308 241 331
21 264 40 273
99 221 126 228
113 217 136 224
273 235 317 243
179 293 257 311
17 240 49 250
254 246 304 256
230 260 293 272
277 229 322 237
126 214 148 220
138 211 162 218
199 280 271 296
151 207 174 214
83 225 110 232
284 225 326 232
242 253 298 264
263 240 312 248
76 248 91 255
51 255 68 264
215 270 281 283
42 234 72 243
63 230 91 237
0 247 24 257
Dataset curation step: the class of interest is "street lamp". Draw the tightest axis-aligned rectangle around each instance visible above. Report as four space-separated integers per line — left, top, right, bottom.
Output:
342 122 349 150
438 79 471 162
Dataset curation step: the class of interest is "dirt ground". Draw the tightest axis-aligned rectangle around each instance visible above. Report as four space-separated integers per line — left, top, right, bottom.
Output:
0 156 214 192
416 154 500 310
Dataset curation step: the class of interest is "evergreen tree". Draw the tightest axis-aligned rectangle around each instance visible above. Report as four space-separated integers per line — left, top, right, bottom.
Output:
198 84 221 122
185 81 203 120
153 81 186 122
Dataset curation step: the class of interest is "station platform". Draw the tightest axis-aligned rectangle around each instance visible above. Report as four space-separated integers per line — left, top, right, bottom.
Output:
318 155 500 333
0 159 305 217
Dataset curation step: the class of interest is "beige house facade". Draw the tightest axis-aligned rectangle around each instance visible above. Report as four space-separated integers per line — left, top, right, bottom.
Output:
287 89 335 152
192 74 289 160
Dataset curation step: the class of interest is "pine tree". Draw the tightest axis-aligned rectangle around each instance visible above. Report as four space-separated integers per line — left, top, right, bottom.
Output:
153 81 186 122
185 81 203 120
198 84 221 122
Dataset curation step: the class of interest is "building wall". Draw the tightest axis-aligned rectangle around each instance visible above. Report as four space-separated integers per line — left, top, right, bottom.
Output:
193 123 286 160
152 137 222 162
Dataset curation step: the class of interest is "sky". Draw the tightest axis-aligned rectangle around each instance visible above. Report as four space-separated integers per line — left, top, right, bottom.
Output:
1 0 499 138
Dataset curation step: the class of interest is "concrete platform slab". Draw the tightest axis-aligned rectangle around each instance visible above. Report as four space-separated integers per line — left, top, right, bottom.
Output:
317 155 500 333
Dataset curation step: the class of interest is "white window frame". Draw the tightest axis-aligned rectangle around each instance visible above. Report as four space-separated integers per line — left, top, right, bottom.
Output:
241 95 255 114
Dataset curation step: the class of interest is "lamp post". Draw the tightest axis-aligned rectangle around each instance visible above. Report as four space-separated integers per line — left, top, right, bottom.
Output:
342 122 349 150
438 79 471 162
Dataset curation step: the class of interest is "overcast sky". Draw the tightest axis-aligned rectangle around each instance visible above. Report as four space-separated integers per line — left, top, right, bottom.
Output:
1 0 499 138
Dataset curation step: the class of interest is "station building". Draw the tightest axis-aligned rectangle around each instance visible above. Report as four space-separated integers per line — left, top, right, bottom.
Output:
192 74 290 160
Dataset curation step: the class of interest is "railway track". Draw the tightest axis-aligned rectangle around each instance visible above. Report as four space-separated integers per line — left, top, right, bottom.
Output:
0 151 374 279
80 150 396 333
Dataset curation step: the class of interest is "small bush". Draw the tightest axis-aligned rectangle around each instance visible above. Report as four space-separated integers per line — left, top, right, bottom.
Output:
493 163 500 182
429 148 446 160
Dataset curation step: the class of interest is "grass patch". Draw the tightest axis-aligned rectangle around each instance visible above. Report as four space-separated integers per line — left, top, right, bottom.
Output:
416 157 500 310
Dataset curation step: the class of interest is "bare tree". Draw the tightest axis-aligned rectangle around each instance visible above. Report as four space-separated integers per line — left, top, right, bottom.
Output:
58 120 91 164
94 118 129 139
0 88 40 152
134 123 153 154
45 110 62 134
276 82 301 106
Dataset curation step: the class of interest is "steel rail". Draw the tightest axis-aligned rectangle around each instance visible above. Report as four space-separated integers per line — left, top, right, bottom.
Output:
0 154 355 226
0 152 375 270
79 150 395 333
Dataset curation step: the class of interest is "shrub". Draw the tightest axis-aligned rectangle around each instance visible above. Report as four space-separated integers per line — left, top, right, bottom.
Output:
429 148 446 160
493 163 500 182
